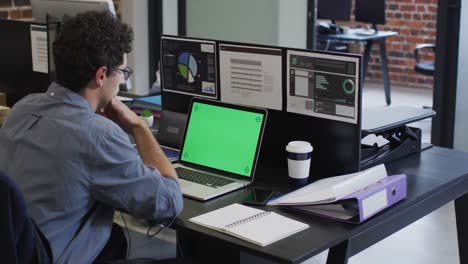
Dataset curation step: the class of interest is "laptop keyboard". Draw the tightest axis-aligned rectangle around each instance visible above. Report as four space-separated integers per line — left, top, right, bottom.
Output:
175 167 234 188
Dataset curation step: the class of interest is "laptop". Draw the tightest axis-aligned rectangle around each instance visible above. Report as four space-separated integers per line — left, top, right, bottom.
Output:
174 98 268 201
161 146 180 162
157 110 188 162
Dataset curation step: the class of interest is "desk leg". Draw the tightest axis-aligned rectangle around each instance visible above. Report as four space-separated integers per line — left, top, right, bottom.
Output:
455 193 468 264
379 39 391 105
326 240 350 264
362 39 373 87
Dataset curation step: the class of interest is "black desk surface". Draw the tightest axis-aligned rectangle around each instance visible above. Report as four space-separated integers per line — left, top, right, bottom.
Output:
316 29 398 41
174 146 468 263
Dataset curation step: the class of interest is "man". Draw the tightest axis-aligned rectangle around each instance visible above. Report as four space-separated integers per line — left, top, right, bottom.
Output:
0 11 183 263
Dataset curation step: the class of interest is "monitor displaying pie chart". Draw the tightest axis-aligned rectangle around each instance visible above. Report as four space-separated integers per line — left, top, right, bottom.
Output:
178 52 198 83
161 36 217 98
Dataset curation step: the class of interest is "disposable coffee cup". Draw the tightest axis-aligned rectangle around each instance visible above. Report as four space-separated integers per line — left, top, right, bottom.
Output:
286 141 313 186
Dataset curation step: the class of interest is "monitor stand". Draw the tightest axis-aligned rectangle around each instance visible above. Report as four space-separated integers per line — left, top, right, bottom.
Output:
360 106 436 169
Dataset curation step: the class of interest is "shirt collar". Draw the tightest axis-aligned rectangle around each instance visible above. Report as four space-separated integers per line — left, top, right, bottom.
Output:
46 82 94 112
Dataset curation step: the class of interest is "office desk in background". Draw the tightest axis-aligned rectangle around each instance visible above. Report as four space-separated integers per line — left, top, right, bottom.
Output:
317 29 398 105
174 147 468 264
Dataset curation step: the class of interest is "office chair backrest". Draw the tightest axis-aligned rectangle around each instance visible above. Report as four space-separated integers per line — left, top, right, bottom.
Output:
414 43 435 76
0 171 52 264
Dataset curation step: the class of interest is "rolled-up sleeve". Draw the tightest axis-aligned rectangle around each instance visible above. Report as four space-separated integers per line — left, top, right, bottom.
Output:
89 123 183 220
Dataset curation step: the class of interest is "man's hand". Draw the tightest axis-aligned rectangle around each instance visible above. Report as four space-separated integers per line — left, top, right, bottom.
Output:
101 97 144 134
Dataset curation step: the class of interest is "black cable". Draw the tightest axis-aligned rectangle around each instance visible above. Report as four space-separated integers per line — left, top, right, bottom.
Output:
146 216 177 238
146 190 177 238
146 223 164 237
146 194 179 260
119 212 131 260
146 220 184 259
119 212 179 262
176 233 184 259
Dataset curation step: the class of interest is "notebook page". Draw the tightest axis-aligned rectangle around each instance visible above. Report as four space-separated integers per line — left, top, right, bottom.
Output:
226 212 309 247
189 203 264 230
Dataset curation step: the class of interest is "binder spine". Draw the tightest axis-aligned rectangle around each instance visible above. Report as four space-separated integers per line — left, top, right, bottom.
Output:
224 211 271 229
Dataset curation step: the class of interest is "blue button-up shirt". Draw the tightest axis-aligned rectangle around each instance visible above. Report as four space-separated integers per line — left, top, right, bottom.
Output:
0 82 183 264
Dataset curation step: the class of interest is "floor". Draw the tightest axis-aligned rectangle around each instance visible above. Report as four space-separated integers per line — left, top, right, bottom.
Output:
126 83 461 264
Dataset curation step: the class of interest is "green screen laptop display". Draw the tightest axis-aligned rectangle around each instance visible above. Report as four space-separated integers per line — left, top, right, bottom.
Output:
180 102 265 177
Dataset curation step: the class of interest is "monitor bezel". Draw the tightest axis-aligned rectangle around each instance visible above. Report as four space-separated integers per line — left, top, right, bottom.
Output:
317 0 352 22
160 35 219 99
177 97 268 182
355 0 386 25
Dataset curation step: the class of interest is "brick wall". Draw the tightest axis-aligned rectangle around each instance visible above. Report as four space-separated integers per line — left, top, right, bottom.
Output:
0 0 32 19
369 0 437 89
352 0 437 89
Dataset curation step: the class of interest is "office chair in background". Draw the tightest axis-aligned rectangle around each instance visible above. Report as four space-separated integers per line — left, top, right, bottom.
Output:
414 43 436 76
413 44 435 109
0 171 52 264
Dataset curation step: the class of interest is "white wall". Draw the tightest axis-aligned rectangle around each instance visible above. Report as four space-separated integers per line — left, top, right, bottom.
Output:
186 0 278 45
119 0 308 94
121 0 150 95
278 0 307 49
163 0 178 35
186 0 307 48
454 4 468 151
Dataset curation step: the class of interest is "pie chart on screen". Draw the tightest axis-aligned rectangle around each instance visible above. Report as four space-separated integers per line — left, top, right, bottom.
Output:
178 52 198 83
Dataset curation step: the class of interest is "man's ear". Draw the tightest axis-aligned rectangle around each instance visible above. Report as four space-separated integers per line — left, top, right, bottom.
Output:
94 66 108 87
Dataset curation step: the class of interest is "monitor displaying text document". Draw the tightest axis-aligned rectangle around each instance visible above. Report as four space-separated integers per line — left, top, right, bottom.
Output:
219 44 283 110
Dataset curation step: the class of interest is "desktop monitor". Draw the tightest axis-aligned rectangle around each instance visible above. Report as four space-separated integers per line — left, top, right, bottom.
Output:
160 36 218 99
31 0 116 23
286 49 360 124
218 43 283 110
355 0 386 25
317 0 352 22
281 48 362 177
0 19 50 107
46 15 60 83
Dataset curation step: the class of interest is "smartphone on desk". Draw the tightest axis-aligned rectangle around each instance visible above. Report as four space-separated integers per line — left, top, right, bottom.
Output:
242 188 274 206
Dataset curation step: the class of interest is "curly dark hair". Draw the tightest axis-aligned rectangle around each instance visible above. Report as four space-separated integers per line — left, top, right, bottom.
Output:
53 11 134 92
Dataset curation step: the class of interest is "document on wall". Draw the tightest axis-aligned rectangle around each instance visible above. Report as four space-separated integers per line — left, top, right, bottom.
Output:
219 44 283 110
30 25 48 73
286 50 360 124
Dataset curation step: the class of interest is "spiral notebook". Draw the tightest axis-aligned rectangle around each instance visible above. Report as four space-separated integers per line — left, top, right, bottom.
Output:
189 203 309 247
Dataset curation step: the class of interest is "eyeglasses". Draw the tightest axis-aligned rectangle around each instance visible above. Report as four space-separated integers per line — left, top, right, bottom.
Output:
113 66 133 81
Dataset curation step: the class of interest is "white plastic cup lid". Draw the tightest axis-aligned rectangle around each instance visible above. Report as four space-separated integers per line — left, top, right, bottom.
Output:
285 141 313 154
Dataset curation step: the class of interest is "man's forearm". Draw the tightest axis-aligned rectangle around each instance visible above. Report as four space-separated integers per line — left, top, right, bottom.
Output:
131 121 177 179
